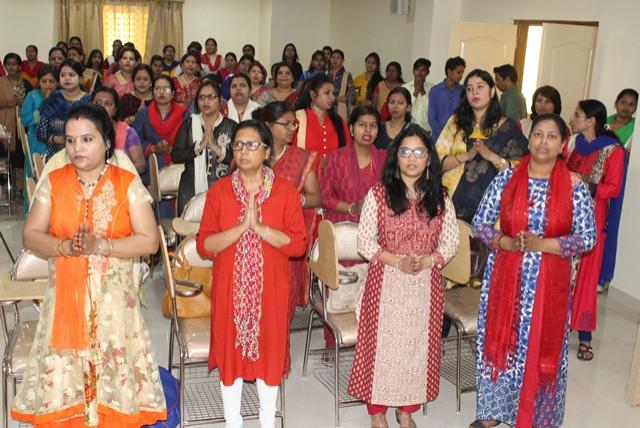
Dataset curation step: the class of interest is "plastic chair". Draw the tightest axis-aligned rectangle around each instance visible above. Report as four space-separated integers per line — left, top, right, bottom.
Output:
31 153 44 182
302 220 364 427
172 192 207 238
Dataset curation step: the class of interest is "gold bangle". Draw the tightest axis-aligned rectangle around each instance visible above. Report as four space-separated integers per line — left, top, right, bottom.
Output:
57 239 70 257
348 203 356 216
108 239 114 257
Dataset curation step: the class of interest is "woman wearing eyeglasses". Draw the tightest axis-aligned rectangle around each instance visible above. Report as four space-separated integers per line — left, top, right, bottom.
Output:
172 79 235 214
348 124 459 428
197 120 307 428
254 101 321 373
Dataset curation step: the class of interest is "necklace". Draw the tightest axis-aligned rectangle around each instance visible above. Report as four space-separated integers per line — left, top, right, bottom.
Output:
77 163 109 196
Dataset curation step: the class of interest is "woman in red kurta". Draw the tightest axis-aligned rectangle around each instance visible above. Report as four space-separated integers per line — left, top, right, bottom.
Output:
294 72 350 175
196 120 306 428
255 101 322 373
567 99 625 361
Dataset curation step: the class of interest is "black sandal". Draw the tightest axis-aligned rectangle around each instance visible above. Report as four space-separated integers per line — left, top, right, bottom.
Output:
577 342 594 361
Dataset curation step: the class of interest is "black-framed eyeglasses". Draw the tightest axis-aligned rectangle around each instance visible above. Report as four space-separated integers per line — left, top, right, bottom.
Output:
230 140 268 151
273 120 299 130
398 146 429 159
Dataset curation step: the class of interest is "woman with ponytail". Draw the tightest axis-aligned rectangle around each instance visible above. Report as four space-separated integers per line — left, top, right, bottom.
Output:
567 99 625 361
471 113 596 428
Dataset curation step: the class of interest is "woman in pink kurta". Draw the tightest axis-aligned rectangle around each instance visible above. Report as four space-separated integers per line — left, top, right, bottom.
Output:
567 99 625 361
348 124 459 428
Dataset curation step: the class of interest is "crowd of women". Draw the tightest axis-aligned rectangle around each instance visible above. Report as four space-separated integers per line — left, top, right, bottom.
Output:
0 35 636 428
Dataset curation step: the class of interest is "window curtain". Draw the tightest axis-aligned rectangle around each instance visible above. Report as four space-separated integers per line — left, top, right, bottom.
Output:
144 0 184 63
102 1 149 59
59 0 104 53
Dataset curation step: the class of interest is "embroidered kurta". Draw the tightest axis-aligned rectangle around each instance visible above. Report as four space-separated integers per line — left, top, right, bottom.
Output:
348 183 459 405
320 143 386 224
196 176 307 386
173 76 201 106
103 72 134 97
12 164 166 427
472 168 596 427
567 138 625 331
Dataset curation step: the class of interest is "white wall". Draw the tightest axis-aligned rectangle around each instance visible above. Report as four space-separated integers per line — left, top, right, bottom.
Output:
0 0 55 60
269 0 330 70
182 0 263 61
329 0 417 80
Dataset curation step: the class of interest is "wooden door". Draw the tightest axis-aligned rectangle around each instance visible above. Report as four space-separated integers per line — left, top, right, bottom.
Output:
537 23 598 122
448 22 518 76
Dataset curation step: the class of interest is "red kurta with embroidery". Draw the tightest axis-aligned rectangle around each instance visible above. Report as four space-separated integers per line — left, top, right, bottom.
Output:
196 176 307 386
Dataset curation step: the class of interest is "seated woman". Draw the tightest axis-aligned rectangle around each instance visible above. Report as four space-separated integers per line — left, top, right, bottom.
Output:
254 101 322 372
85 49 104 81
131 74 187 183
47 47 66 71
222 73 260 123
37 59 91 159
103 47 140 97
567 99 625 360
13 104 166 427
218 52 238 81
249 60 269 102
436 68 528 222
173 51 202 107
21 64 57 185
372 61 404 119
294 72 349 171
196 120 306 428
67 47 99 93
349 124 459 428
256 62 299 107
172 79 235 214
470 113 596 428
92 86 146 174
119 64 153 125
375 86 412 149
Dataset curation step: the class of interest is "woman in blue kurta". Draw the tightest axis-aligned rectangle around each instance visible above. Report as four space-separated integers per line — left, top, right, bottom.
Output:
470 114 596 428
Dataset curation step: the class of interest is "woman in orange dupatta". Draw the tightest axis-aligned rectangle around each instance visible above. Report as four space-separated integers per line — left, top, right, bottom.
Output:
255 101 321 372
13 104 166 427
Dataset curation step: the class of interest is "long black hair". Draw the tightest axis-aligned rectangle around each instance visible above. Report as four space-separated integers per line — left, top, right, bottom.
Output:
453 68 502 141
382 124 445 219
252 101 294 122
387 87 412 122
578 99 620 142
364 52 383 101
296 73 346 147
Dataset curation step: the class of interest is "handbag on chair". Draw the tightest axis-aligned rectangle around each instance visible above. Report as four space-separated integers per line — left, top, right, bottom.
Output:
161 237 212 318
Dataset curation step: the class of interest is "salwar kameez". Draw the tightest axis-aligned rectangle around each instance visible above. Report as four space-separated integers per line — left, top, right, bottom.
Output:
472 168 596 427
348 183 459 407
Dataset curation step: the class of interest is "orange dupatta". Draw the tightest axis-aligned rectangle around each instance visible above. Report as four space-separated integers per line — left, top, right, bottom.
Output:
48 164 135 350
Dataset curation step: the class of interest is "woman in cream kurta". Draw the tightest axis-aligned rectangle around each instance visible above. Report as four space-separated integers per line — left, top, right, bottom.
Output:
348 124 459 428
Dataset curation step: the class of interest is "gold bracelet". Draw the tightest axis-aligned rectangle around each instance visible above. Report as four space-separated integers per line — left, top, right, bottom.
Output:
57 239 70 257
108 239 114 257
348 203 356 216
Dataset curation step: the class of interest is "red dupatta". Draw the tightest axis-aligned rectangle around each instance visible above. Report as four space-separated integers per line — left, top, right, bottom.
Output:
148 100 186 164
484 155 573 383
20 60 42 78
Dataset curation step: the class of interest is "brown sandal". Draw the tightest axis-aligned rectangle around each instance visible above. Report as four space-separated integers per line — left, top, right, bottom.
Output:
469 420 499 428
577 342 594 361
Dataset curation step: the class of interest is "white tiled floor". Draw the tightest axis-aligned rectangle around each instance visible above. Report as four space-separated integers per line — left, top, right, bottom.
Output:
1 208 640 427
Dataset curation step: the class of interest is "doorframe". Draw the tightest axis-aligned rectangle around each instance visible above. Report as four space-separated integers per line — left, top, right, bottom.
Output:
513 20 599 90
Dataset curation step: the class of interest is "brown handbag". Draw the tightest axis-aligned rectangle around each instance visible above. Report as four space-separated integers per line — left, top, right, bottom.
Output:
162 237 213 318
